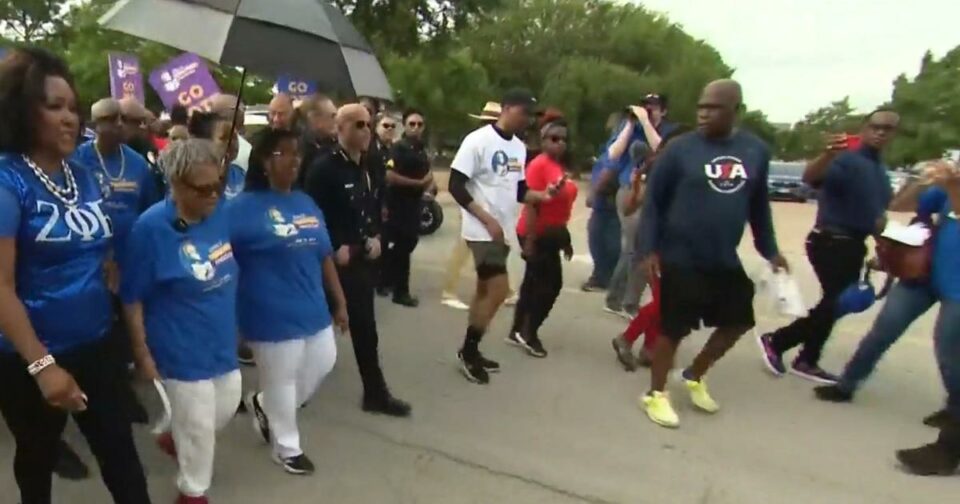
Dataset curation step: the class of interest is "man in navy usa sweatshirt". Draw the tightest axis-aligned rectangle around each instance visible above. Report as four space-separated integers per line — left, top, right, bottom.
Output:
635 79 789 428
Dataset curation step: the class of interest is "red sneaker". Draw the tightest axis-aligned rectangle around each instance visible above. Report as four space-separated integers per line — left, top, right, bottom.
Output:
156 431 177 460
175 493 208 504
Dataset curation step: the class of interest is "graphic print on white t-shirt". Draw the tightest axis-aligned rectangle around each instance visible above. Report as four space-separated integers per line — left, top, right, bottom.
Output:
450 125 526 242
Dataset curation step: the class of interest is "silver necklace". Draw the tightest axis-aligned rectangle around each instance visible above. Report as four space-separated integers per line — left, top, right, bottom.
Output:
22 155 79 207
94 140 125 182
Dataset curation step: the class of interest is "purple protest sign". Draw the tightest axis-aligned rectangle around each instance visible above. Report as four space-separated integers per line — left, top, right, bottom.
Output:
148 53 222 112
108 52 145 103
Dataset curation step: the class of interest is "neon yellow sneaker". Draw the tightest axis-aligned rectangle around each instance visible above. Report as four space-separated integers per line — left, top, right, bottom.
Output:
641 391 679 428
683 375 720 413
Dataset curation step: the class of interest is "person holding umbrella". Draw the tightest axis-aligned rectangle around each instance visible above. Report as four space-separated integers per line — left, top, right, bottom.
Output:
121 139 240 504
0 47 151 504
304 103 411 417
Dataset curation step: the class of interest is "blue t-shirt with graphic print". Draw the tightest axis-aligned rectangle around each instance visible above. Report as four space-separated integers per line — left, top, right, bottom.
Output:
120 198 238 381
228 190 334 342
0 154 114 354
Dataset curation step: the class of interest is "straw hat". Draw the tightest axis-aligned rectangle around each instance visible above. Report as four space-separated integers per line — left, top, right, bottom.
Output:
468 101 501 121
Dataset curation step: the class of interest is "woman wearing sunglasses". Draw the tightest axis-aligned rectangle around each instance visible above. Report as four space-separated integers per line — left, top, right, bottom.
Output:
121 139 240 504
229 128 348 475
508 119 578 358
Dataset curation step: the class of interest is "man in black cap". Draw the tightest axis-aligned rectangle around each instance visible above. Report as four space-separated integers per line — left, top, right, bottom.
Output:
448 89 559 384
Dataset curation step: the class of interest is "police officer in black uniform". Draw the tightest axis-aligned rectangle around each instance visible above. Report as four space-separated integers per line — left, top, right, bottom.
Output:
304 103 411 417
296 93 339 188
382 110 433 307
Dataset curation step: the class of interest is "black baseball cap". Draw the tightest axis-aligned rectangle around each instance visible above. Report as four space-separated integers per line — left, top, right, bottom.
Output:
501 88 538 112
641 93 667 108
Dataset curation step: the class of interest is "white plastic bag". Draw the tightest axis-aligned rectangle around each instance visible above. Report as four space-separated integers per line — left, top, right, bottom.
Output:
757 269 807 318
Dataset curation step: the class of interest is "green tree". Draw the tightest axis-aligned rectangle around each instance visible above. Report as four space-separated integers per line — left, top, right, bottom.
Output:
382 46 492 147
886 48 960 166
0 0 67 43
330 0 501 54
776 97 862 160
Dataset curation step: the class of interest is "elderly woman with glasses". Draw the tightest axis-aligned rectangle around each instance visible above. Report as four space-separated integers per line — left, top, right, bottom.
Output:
121 139 240 504
228 128 348 475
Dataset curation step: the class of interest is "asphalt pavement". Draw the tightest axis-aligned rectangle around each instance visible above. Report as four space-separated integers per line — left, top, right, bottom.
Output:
1 186 958 503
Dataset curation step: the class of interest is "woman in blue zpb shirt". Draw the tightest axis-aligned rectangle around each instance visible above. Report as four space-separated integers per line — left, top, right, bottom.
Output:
121 139 239 503
229 128 348 475
0 47 150 504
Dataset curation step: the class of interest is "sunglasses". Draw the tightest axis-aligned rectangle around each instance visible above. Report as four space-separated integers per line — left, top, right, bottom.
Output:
181 177 225 198
355 120 371 130
547 135 568 143
407 121 424 128
381 123 396 130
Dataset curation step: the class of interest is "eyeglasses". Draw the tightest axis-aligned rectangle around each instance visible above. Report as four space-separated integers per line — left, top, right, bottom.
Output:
407 121 424 128
547 135 568 143
381 123 396 130
181 177 225 197
355 121 371 130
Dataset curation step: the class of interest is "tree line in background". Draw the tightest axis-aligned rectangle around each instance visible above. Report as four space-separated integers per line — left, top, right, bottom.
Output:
1 0 956 169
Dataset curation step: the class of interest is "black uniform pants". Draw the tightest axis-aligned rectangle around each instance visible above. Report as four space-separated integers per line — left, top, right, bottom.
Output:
511 228 569 340
770 230 867 366
0 338 150 504
383 218 420 298
338 261 389 400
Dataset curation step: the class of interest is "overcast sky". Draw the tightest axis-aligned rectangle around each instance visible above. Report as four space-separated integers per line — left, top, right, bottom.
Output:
633 0 960 123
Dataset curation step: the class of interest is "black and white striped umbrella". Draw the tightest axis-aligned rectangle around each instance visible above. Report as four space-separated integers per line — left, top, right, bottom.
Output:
99 0 392 100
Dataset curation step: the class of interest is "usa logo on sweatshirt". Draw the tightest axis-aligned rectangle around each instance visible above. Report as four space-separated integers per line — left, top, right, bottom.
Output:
704 156 749 194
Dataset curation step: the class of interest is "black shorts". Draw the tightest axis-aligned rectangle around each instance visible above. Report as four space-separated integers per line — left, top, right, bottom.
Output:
660 263 755 340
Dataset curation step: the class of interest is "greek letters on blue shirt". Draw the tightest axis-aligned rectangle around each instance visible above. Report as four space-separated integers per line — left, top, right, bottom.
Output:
228 191 334 342
0 155 114 354
120 199 239 381
918 187 960 301
72 141 157 262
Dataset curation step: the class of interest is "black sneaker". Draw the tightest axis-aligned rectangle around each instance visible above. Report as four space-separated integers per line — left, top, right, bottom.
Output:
458 350 490 384
392 294 420 308
524 337 548 358
238 343 256 367
477 351 500 373
54 440 89 480
362 394 412 417
273 453 315 475
247 392 271 443
505 331 526 348
814 384 854 403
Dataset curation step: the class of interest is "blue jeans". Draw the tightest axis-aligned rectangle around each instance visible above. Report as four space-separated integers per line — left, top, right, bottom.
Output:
587 207 620 288
838 282 960 417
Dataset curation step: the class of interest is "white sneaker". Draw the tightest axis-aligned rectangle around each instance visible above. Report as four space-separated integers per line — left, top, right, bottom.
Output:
504 294 519 307
441 296 469 310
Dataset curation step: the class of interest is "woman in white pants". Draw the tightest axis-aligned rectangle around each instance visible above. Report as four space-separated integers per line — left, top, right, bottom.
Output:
121 139 240 504
228 128 348 474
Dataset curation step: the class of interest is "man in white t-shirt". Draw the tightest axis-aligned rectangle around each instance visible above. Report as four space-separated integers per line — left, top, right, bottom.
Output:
448 89 559 384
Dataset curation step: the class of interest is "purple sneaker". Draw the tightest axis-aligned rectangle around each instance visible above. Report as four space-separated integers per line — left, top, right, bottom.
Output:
789 359 839 385
756 332 786 376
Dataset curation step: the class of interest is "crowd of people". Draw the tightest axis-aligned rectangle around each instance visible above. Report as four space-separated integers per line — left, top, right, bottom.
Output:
0 40 957 504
